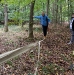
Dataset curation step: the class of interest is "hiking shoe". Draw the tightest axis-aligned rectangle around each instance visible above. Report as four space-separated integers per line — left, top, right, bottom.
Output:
67 41 72 44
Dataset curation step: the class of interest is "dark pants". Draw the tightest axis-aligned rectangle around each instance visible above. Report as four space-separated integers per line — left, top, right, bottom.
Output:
42 25 48 36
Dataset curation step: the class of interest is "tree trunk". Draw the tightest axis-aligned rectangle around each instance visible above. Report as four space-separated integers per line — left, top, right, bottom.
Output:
43 3 45 11
29 0 35 39
18 0 21 26
4 4 8 32
55 0 59 24
46 0 50 16
52 2 55 24
69 0 73 16
68 0 70 22
60 3 62 25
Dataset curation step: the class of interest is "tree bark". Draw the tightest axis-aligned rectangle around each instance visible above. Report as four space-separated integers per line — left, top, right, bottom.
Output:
43 3 45 11
4 4 8 32
69 0 73 16
55 0 59 24
68 0 70 22
29 0 35 38
46 0 50 16
52 3 55 24
60 3 62 25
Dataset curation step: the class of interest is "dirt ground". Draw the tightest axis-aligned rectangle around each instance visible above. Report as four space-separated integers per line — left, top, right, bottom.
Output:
0 24 74 75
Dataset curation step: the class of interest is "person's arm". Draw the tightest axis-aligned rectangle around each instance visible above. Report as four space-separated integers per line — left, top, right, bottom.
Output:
47 16 50 25
33 16 41 19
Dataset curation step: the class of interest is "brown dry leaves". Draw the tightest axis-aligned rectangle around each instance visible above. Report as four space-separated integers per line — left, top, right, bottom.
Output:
0 24 74 75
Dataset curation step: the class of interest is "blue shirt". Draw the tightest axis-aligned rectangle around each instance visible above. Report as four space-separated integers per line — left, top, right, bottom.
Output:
34 15 50 26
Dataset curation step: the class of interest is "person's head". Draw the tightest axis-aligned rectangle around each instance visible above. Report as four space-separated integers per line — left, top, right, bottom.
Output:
71 13 74 18
42 11 45 16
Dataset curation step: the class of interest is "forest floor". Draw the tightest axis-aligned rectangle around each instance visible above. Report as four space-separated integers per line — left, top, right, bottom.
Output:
0 24 74 75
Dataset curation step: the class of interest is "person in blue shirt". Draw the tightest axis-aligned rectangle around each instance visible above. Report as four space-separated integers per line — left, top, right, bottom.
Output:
33 12 50 39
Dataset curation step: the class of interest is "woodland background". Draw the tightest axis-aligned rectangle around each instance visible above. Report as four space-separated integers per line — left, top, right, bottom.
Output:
0 0 74 75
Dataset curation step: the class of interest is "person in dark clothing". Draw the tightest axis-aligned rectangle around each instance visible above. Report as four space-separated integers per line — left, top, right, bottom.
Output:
33 12 50 39
68 13 74 44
